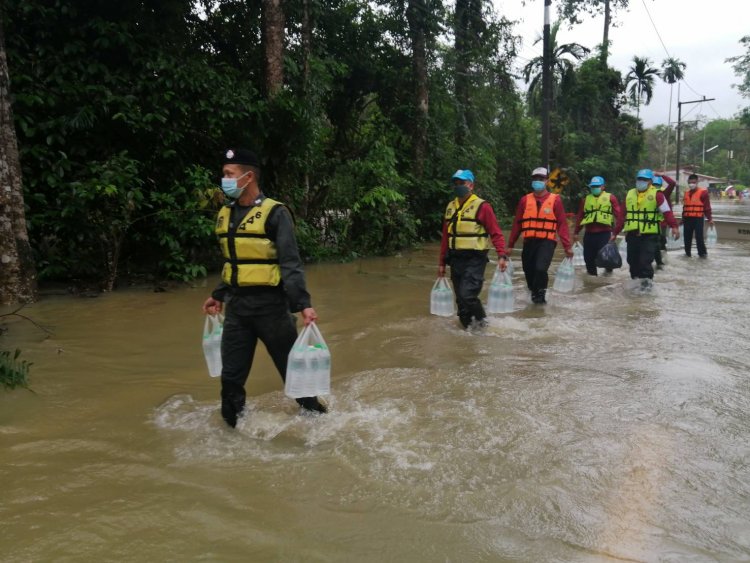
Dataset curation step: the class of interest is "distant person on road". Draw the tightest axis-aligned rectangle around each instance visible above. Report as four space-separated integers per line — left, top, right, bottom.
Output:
612 169 679 288
682 173 714 258
573 176 621 276
202 148 327 428
507 167 573 304
652 173 677 269
438 169 508 329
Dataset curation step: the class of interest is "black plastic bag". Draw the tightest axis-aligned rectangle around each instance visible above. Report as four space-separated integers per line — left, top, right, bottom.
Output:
595 241 622 269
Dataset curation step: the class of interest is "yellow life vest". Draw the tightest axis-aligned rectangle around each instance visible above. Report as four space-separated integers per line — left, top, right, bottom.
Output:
580 192 614 227
444 194 489 251
215 197 282 287
520 193 559 241
624 187 662 234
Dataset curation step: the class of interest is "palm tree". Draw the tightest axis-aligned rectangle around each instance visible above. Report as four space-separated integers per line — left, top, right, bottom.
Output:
523 21 589 114
661 57 686 168
624 56 659 120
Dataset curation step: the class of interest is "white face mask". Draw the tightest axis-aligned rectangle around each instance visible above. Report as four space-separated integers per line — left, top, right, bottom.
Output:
688 183 697 189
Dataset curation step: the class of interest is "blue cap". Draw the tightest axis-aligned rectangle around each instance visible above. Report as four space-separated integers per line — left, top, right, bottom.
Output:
652 176 663 186
451 169 475 182
636 168 654 180
588 176 605 187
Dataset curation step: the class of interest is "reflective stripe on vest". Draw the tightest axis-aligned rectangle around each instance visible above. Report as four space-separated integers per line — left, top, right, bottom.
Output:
215 198 282 287
683 188 706 218
444 194 489 251
520 193 558 241
624 187 662 234
580 193 614 227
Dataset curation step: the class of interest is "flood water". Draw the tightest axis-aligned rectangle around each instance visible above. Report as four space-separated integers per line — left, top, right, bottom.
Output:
2 224 750 561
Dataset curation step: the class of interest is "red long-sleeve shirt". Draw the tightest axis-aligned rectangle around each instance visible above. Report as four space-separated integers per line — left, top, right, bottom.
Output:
573 192 622 234
683 188 713 221
508 191 572 251
439 199 506 266
612 189 678 237
658 175 676 226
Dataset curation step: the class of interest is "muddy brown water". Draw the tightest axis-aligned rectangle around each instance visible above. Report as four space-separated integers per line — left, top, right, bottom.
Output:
2 235 750 561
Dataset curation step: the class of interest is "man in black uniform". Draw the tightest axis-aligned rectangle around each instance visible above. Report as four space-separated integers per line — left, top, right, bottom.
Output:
202 148 327 428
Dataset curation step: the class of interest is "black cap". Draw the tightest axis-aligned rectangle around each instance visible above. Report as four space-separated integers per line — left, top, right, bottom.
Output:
222 148 260 167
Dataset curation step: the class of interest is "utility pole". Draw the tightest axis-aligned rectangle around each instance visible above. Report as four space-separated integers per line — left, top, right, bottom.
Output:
727 127 750 189
541 0 551 171
675 96 714 202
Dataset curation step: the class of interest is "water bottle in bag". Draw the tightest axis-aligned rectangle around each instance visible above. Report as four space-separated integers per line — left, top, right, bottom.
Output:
430 277 454 317
285 322 331 398
706 224 717 248
487 269 513 314
572 242 585 267
202 314 224 377
552 257 575 293
618 236 627 255
667 225 684 250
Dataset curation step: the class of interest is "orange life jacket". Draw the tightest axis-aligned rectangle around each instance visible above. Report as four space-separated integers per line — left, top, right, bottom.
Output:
520 193 559 241
683 188 706 218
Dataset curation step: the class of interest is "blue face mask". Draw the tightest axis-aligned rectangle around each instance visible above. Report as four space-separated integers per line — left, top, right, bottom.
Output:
590 187 602 196
221 170 251 199
531 180 546 192
453 184 471 198
635 180 649 192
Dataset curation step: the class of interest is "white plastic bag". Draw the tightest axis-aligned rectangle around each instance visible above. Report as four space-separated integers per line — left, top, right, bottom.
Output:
552 257 575 293
618 236 627 255
666 224 683 250
706 224 718 248
202 314 224 378
572 242 585 267
430 277 454 317
487 269 514 314
285 322 331 399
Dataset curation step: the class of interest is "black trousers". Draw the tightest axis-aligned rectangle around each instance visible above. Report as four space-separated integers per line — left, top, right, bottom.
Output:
448 251 488 328
654 226 667 265
683 217 706 257
521 238 556 294
583 231 612 275
625 232 658 279
220 305 312 419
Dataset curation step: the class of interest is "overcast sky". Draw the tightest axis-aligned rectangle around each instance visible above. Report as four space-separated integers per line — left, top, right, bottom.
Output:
496 0 748 128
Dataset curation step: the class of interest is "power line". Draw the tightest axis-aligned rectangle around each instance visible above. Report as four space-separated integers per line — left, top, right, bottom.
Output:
638 0 726 122
639 0 672 60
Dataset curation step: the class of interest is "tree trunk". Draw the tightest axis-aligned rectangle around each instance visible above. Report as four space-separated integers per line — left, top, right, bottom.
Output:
663 83 674 169
454 0 469 147
0 16 36 305
407 0 429 179
263 0 285 98
600 0 611 65
302 0 312 91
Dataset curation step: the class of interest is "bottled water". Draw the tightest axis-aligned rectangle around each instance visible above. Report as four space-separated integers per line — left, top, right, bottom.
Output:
285 322 331 398
506 258 514 277
498 273 514 313
552 257 575 293
666 226 683 250
431 277 454 317
313 344 331 395
202 314 224 377
706 225 717 248
487 270 514 314
572 242 585 267
618 237 627 255
439 287 454 316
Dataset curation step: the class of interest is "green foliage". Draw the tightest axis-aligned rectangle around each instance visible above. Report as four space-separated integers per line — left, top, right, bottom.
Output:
0 349 31 390
4 0 654 286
